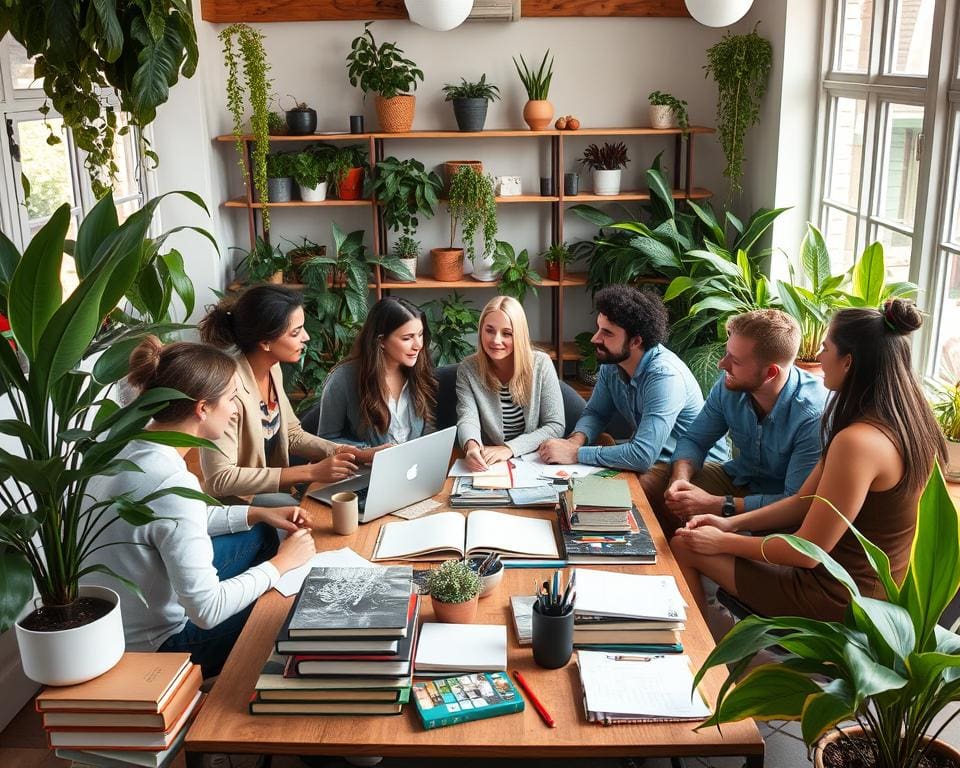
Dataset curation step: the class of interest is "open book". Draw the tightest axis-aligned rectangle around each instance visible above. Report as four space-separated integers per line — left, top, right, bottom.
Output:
372 510 560 561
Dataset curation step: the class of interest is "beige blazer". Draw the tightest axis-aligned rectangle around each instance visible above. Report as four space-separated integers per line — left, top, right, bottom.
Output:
200 354 336 498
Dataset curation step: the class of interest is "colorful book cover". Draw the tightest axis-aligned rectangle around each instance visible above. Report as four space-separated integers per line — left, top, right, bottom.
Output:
411 672 523 730
558 506 656 563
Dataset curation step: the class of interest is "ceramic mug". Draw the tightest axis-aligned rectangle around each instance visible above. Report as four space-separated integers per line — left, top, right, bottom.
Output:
331 491 359 535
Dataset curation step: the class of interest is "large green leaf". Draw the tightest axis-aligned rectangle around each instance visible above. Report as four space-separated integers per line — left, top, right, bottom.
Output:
734 207 791 256
768 533 861 597
801 224 831 293
800 681 856 746
684 249 743 279
72 191 120 277
569 204 615 228
0 545 33 632
130 23 182 117
852 242 885 307
0 228 22 295
848 596 915 664
703 665 821 726
843 643 907 703
76 562 146 605
644 165 674 218
159 249 195 318
687 200 725 246
90 0 124 62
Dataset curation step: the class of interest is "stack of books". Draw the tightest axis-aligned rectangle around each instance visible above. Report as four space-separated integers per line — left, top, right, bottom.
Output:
572 569 687 653
41 652 203 768
254 565 418 715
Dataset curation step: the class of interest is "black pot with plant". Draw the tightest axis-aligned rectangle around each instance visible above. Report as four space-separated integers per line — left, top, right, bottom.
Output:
441 75 501 132
265 151 296 203
285 95 318 135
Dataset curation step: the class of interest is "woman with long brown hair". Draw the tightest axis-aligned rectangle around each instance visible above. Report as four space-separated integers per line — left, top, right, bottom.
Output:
671 299 948 622
317 296 437 446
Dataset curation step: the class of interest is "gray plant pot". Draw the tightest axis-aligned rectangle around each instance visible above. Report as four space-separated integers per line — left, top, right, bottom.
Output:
266 177 294 203
453 98 489 132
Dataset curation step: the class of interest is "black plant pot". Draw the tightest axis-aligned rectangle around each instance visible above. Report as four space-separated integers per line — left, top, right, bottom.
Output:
265 176 294 203
452 98 488 132
286 108 317 135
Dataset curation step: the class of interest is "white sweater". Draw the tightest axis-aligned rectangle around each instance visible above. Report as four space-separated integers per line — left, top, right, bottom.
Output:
84 441 280 650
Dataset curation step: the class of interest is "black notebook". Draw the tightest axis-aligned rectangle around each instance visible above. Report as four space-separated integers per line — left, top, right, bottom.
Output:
558 505 657 564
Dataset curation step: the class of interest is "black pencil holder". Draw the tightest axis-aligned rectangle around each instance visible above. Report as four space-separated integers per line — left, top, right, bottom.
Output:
531 602 574 669
349 114 365 134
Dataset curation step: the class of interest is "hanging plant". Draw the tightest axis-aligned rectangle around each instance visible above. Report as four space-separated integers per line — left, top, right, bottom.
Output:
220 24 272 230
704 25 773 194
0 1 199 199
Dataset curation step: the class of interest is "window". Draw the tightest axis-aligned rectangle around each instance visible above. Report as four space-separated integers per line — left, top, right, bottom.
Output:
815 0 958 372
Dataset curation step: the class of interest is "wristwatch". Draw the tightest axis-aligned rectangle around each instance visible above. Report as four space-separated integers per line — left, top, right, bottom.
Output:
721 494 736 517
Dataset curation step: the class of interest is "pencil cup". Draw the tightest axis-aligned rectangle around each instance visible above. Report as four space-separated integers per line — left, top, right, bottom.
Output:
331 492 359 535
563 172 579 196
531 602 574 669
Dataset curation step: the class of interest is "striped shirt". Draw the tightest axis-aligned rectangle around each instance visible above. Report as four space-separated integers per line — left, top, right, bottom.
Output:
499 385 525 441
260 381 281 462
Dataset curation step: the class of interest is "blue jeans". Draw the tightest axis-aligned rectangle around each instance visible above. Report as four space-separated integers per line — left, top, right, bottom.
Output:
158 523 279 678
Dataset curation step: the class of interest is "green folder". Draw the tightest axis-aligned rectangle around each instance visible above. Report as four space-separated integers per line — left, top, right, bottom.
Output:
571 475 633 511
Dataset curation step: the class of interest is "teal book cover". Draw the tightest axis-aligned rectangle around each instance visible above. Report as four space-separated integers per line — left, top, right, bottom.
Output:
412 672 524 730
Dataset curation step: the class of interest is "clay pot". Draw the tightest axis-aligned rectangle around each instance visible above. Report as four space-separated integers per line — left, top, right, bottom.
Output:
374 94 416 133
813 725 960 768
431 594 479 624
795 360 824 377
444 160 484 191
523 99 554 131
546 261 561 281
337 167 364 200
431 247 465 282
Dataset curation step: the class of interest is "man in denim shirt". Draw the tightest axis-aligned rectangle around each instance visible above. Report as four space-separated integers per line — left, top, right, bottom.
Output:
539 286 727 501
660 310 828 531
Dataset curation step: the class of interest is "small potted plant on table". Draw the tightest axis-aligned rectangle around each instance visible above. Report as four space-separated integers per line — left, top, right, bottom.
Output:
426 560 482 623
648 90 689 130
580 142 630 196
441 74 501 132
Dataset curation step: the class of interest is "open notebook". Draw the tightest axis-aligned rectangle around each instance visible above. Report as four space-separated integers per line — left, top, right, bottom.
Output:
372 510 560 561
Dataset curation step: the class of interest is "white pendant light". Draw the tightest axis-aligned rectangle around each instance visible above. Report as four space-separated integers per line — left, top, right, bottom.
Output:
405 0 474 31
684 0 754 27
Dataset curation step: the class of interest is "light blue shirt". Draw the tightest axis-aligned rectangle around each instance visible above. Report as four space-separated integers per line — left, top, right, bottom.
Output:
673 367 829 511
574 345 728 472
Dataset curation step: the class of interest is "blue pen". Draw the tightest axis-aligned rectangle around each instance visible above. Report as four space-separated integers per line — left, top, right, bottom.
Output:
551 570 560 606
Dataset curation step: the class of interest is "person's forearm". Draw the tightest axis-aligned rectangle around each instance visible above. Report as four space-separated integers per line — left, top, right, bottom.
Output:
718 530 817 568
278 464 317 487
671 459 697 483
728 494 808 533
568 432 587 447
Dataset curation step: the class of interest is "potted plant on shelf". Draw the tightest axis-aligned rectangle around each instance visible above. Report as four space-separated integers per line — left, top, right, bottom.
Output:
292 150 328 202
265 150 296 203
441 74 501 132
580 142 630 196
282 237 325 284
372 155 443 238
421 292 481 365
648 90 689 131
234 237 288 285
927 378 960 482
326 144 368 200
575 331 599 386
346 22 424 133
268 110 287 136
284 95 318 135
388 235 419 282
446 165 498 281
1 192 216 686
694 465 960 768
542 241 572 281
513 50 554 131
492 241 542 304
426 560 482 623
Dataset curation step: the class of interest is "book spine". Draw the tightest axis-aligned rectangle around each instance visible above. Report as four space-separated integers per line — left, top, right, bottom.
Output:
421 699 523 730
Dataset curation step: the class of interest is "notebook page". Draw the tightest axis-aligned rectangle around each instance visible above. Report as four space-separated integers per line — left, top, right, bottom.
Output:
465 510 560 558
374 512 467 560
574 569 687 621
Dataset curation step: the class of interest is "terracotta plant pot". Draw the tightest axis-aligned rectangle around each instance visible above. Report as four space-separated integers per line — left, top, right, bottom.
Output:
431 593 479 624
268 271 284 284
795 360 824 377
338 167 364 200
444 160 483 191
813 725 960 768
546 261 561 280
431 247 465 281
375 94 416 133
523 99 554 131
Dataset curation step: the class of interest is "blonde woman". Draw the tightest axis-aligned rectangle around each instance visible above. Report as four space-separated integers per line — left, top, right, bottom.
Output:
456 296 564 471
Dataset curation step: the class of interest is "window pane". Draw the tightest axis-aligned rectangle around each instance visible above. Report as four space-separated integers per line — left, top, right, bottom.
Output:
933 251 960 381
823 206 859 271
18 118 75 222
8 41 40 90
837 0 873 72
110 112 142 203
876 102 923 228
826 96 867 207
950 113 960 246
873 225 912 283
888 0 934 76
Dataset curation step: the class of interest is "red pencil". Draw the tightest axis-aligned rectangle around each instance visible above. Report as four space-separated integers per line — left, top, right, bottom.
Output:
512 670 556 728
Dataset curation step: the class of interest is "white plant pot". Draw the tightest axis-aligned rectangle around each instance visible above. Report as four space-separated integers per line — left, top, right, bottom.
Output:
649 104 676 129
470 249 499 282
15 585 124 686
593 169 622 196
946 439 960 483
298 181 327 202
388 257 417 282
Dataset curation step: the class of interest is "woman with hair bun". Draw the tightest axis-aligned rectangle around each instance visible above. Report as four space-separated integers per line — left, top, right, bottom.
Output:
199 284 378 500
672 299 948 622
85 337 316 677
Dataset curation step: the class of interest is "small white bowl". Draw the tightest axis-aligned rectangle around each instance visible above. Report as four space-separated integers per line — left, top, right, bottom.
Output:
468 556 504 598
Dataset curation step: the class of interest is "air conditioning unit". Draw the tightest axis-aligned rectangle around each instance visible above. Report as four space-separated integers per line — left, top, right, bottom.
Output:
467 0 521 22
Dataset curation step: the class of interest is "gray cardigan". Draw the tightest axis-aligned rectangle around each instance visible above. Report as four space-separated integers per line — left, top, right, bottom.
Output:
456 351 564 456
316 360 429 447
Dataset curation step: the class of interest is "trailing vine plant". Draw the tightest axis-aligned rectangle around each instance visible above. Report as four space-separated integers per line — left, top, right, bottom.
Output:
0 1 199 198
704 25 773 194
220 24 272 229
448 166 498 263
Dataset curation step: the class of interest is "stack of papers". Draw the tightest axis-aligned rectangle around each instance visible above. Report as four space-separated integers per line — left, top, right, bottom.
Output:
414 623 507 674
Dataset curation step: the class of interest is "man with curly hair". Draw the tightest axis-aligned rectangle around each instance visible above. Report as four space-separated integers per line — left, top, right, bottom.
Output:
539 285 726 503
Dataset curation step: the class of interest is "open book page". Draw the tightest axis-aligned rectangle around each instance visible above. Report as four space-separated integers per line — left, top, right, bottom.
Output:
574 570 687 621
517 451 602 479
578 651 711 721
373 512 466 561
471 461 512 489
464 510 560 559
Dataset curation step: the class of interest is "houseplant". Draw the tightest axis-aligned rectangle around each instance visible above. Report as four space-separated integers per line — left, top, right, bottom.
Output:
513 50 554 131
841 240 918 310
704 25 773 194
421 292 481 366
284 95 318 135
282 237 325 284
580 142 630 195
268 110 287 136
221 23 272 228
0 191 216 686
448 165 499 281
575 331 599 386
492 241 541 304
326 144 368 200
928 378 960 482
265 150 296 203
441 74 501 132
542 242 573 281
426 560 482 623
388 235 419 282
648 90 689 131
371 156 443 238
292 150 329 202
0 1 198 198
234 237 287 285
694 464 960 768
346 22 424 132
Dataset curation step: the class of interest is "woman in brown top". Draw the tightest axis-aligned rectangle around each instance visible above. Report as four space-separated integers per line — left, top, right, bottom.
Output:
671 299 947 622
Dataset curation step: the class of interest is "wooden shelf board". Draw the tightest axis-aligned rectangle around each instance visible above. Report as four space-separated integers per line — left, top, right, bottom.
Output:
567 188 712 202
215 127 714 143
223 197 371 208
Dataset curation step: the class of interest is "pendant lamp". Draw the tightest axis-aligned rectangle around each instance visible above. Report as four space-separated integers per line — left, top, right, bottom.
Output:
684 0 754 27
405 0 474 31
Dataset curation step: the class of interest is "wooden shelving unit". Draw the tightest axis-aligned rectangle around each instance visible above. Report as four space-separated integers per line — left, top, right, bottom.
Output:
217 126 714 389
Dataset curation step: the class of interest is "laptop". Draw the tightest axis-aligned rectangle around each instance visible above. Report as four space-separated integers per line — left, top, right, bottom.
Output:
307 426 457 523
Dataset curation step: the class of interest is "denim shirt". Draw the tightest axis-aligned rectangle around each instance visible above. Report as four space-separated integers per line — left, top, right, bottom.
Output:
574 345 728 472
673 367 829 511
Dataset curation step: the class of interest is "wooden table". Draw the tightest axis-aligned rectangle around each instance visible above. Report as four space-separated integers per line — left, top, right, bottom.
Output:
184 473 764 766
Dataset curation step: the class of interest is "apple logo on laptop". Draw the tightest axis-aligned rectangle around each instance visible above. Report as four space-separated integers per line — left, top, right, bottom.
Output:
406 463 418 481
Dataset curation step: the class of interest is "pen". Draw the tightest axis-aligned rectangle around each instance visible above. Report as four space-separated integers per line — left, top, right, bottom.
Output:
512 670 555 728
551 570 560 605
606 654 666 662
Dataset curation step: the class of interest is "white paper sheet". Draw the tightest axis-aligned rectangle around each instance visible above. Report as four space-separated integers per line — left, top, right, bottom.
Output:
274 547 375 597
573 569 687 621
517 451 602 479
414 623 507 672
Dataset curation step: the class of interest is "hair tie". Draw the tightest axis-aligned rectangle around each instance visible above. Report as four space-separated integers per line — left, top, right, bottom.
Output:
882 303 898 333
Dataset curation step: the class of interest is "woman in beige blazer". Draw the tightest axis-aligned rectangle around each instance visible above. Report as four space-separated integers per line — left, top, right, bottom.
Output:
199 285 376 499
